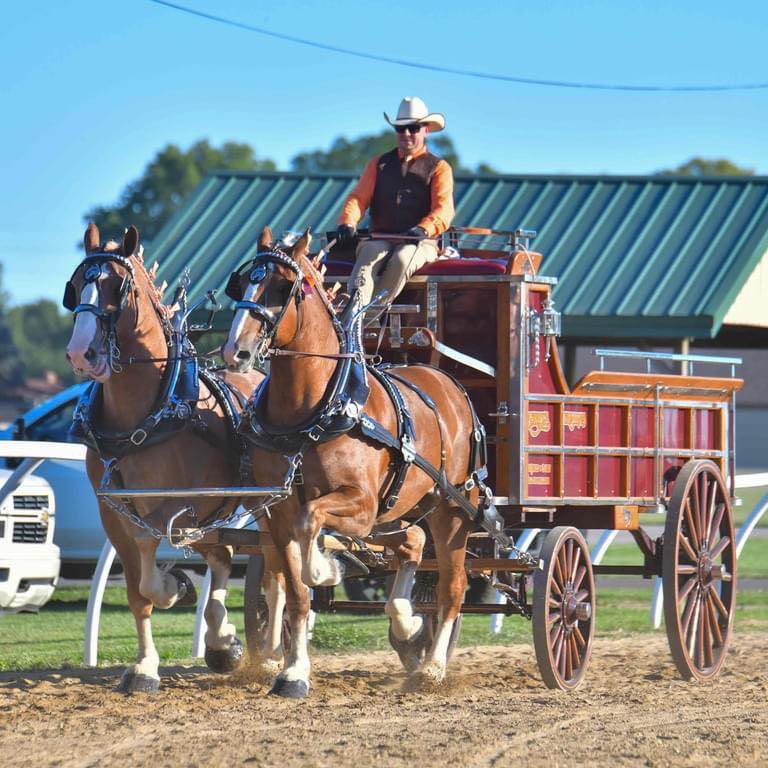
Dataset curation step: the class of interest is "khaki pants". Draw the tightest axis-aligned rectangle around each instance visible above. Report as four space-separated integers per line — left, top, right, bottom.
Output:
349 239 439 306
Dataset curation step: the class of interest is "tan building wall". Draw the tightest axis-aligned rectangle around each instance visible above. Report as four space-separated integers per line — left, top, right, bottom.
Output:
724 248 768 328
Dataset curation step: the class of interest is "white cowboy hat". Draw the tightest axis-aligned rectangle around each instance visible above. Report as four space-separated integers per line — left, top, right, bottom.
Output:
384 96 445 133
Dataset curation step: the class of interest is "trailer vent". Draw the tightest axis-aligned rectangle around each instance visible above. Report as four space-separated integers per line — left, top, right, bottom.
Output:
13 495 49 511
12 521 48 544
0 520 4 538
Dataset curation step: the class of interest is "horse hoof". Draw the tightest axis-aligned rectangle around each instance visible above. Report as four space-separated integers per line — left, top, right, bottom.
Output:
388 619 429 674
117 671 160 694
168 568 197 607
419 661 447 685
269 677 309 699
205 637 244 673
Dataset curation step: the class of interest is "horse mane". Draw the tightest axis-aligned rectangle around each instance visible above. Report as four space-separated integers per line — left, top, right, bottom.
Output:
110 237 170 321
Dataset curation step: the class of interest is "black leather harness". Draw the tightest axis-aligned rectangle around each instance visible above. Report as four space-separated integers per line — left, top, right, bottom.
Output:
235 253 491 519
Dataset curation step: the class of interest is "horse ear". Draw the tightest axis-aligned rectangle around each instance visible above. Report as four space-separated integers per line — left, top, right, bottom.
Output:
293 227 312 260
122 225 140 257
258 226 273 251
84 223 100 254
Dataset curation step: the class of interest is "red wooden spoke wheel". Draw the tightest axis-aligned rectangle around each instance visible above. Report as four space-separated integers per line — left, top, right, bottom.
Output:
663 460 736 681
244 554 292 657
533 526 596 691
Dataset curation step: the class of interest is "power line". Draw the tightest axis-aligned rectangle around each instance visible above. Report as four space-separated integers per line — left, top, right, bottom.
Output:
147 0 768 93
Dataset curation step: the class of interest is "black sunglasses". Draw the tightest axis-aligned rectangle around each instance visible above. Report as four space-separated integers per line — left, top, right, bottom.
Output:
395 124 423 134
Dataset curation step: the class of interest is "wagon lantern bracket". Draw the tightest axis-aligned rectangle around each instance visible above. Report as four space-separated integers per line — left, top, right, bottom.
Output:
527 296 561 368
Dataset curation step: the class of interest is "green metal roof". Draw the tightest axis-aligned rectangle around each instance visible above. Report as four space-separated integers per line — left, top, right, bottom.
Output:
152 170 768 339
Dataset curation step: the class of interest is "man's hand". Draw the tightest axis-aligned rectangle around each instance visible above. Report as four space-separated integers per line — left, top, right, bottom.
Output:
404 226 428 242
336 224 357 247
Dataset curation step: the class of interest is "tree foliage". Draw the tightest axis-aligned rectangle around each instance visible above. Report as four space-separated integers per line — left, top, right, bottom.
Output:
7 300 76 385
657 157 755 177
290 130 497 174
0 264 24 388
83 140 277 242
83 134 496 243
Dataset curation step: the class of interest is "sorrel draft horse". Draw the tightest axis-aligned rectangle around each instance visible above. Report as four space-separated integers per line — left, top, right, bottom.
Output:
65 223 264 693
222 227 483 697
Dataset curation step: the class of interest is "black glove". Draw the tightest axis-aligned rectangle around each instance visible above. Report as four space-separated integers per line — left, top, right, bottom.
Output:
336 224 357 247
404 226 428 243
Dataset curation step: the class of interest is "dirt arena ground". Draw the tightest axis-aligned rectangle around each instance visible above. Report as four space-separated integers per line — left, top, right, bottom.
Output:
1 633 766 768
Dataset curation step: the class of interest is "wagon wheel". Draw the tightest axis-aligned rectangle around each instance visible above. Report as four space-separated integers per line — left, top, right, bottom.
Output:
663 460 736 681
388 571 462 672
243 554 291 659
533 526 595 691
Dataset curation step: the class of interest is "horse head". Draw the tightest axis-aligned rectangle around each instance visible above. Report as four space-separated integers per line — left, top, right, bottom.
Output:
64 223 166 381
222 225 314 372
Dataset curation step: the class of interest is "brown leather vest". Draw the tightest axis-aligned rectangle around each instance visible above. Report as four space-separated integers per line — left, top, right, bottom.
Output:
370 148 440 233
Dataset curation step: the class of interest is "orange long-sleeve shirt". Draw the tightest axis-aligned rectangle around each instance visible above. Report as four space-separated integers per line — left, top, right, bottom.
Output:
338 146 454 238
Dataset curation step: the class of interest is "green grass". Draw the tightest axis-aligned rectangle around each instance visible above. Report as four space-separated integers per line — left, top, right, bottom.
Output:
635 486 768 530
600 533 768 579
1 583 766 672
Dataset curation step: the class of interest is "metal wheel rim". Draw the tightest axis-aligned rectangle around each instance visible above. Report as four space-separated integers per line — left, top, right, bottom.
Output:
663 460 736 681
533 526 595 691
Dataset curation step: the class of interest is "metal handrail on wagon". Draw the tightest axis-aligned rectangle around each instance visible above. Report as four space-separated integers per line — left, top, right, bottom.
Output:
594 348 742 376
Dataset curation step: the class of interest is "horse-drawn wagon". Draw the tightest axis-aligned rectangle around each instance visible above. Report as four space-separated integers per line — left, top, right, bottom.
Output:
64 222 742 695
300 226 742 689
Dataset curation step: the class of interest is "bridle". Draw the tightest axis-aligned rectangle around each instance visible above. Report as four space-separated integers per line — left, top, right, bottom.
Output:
63 252 137 373
226 249 306 364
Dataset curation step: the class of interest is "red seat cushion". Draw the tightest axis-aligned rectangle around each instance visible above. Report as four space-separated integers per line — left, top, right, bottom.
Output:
323 257 508 278
417 258 507 276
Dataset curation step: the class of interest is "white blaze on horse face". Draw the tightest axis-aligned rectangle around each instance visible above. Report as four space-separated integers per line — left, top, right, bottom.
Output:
223 281 259 369
66 281 100 373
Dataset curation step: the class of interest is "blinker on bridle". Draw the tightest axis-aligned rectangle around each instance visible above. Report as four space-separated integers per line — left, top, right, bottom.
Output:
226 249 305 358
63 252 136 318
63 252 137 373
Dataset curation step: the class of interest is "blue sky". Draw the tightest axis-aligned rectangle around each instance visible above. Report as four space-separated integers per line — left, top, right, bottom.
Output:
2 0 767 305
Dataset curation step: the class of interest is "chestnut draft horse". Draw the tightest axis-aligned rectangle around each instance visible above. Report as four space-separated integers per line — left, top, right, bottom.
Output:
65 224 266 693
222 227 488 698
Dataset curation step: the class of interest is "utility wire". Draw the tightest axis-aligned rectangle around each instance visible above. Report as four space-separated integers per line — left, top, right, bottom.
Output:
147 0 768 92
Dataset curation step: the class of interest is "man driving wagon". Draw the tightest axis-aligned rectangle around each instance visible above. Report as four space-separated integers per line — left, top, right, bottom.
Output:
336 96 455 305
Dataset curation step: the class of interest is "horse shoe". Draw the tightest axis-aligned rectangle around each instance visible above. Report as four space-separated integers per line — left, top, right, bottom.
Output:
387 616 430 674
167 567 198 607
269 677 310 699
116 671 161 695
204 636 244 674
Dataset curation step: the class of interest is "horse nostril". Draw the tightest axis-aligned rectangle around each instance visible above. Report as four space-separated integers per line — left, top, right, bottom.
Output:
235 350 251 362
84 347 97 363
